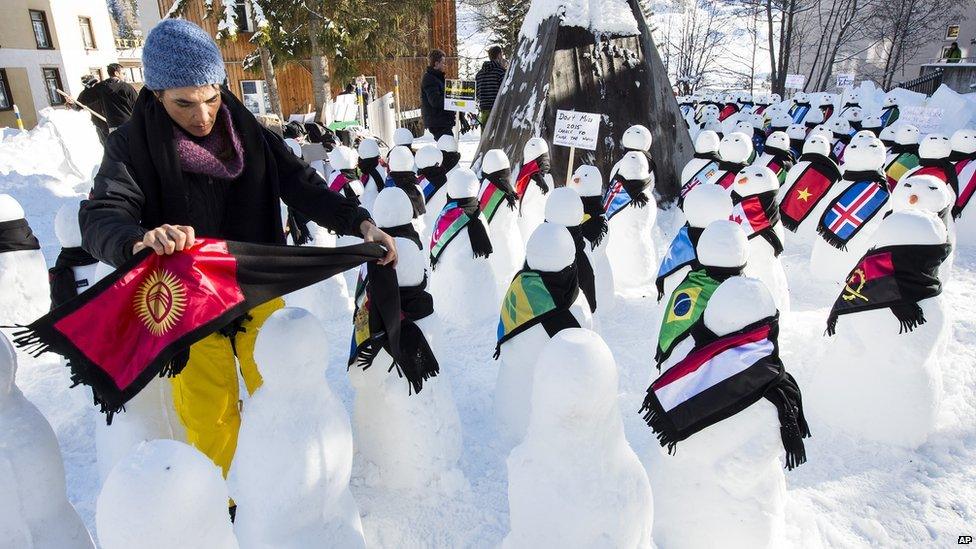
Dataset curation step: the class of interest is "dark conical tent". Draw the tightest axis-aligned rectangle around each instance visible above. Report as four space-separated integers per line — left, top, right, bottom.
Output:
474 0 693 202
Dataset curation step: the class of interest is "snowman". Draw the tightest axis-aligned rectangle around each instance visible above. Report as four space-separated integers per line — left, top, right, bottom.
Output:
392 127 414 149
810 138 890 283
478 148 525 289
677 130 721 201
755 131 794 184
347 188 464 492
417 145 449 244
894 173 956 279
228 308 366 548
503 329 653 549
437 134 462 174
515 137 554 246
777 134 843 247
879 124 897 149
545 187 598 316
950 129 976 242
880 95 900 127
384 145 425 226
843 105 864 132
604 151 658 296
884 124 921 189
357 138 387 212
711 132 754 193
324 145 364 200
97 440 237 549
828 117 853 163
567 165 615 315
643 221 808 549
813 207 950 449
428 168 500 327
494 223 593 445
0 332 95 549
0 194 49 325
609 124 653 182
862 115 883 138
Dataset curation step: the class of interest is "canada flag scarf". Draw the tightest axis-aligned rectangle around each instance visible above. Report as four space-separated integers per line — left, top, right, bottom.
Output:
730 190 784 256
515 154 551 207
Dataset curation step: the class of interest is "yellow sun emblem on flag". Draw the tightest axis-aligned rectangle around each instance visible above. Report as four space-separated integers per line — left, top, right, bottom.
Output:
797 187 812 201
134 269 188 336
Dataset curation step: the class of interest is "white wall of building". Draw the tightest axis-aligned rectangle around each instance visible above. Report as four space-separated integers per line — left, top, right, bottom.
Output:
49 0 119 98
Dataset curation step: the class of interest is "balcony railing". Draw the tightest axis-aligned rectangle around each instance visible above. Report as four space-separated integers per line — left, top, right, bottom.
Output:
892 69 943 95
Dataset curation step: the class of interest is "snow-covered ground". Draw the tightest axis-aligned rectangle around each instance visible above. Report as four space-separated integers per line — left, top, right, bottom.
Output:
3 110 975 547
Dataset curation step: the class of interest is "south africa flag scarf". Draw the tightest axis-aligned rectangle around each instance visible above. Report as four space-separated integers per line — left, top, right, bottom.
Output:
49 247 98 310
515 154 551 207
761 145 795 184
417 165 448 204
479 169 517 223
826 243 950 335
655 225 704 300
953 153 976 218
730 190 784 256
429 196 493 268
817 171 889 249
579 195 609 249
880 104 900 127
14 239 392 416
0 218 40 253
385 171 426 218
604 173 652 220
641 314 811 470
780 153 842 231
656 266 741 367
494 263 580 358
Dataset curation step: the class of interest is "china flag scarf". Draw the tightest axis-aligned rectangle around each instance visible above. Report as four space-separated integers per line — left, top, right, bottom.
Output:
13 239 393 416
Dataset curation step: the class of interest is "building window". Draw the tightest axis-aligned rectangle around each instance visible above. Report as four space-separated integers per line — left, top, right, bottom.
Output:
241 80 271 115
234 1 254 33
947 25 961 40
42 67 64 106
125 66 143 83
0 70 12 111
30 10 53 49
79 17 96 49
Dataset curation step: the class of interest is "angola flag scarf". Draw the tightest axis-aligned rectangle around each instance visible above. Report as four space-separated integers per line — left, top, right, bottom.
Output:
0 218 40 253
826 243 950 336
655 265 741 367
730 191 784 256
385 171 426 218
817 171 889 249
565 224 597 313
494 263 580 358
349 230 437 394
479 169 518 223
579 195 609 249
515 154 551 207
358 157 384 192
714 161 746 191
442 151 461 173
762 145 795 184
953 155 976 218
13 239 392 416
640 315 811 470
429 196 493 268
678 160 721 202
779 153 842 231
417 165 448 204
885 149 920 191
329 169 362 200
912 157 960 198
604 173 652 221
655 225 704 301
48 247 98 310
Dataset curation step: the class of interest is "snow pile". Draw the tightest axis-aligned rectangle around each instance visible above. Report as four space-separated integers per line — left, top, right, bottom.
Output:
0 194 51 324
519 0 639 39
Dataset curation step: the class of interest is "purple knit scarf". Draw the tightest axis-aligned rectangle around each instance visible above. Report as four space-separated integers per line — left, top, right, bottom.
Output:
173 105 244 180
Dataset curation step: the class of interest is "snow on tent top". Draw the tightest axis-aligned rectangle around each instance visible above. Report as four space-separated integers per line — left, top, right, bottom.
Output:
474 0 693 202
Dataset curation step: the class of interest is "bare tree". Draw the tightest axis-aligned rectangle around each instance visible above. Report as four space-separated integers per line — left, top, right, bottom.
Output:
658 0 734 94
866 0 965 88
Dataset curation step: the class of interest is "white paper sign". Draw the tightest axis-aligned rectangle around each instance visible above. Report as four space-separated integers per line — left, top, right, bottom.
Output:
784 74 806 90
444 79 479 113
900 106 945 134
553 110 601 151
835 73 855 88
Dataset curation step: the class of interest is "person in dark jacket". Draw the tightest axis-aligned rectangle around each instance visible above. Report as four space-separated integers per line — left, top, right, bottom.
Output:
475 46 507 126
70 74 109 145
79 19 397 479
95 63 139 131
421 49 454 140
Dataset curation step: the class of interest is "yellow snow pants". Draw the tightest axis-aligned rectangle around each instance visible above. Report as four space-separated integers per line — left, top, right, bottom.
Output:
170 298 284 477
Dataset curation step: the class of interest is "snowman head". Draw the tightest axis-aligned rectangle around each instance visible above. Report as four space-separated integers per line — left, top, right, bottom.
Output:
918 133 952 160
795 92 809 103
525 223 575 272
749 113 764 128
804 108 825 125
255 308 330 389
739 92 752 103
446 168 480 199
951 129 976 154
723 92 736 104
0 333 16 397
851 130 877 144
283 138 302 158
787 124 807 141
803 134 832 156
734 120 754 136
844 89 862 104
830 117 851 137
544 187 584 227
843 106 864 123
372 187 414 228
357 138 381 159
842 139 886 171
733 164 780 195
328 145 358 170
771 112 792 129
388 145 414 172
891 174 951 214
523 137 549 163
704 276 777 336
862 116 883 130
481 148 510 174
883 95 898 107
719 132 754 163
873 210 947 248
765 131 790 152
810 125 832 140
683 184 733 228
698 219 749 268
694 130 721 154
55 202 83 248
703 119 724 134
531 329 617 427
617 151 650 180
393 127 414 147
879 125 897 143
436 134 458 153
0 194 25 223
569 165 603 197
702 104 720 120
415 145 444 170
895 124 921 145
770 93 782 103
621 124 652 151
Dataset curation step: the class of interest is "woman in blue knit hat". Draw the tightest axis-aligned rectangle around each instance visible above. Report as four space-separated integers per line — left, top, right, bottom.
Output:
79 19 397 481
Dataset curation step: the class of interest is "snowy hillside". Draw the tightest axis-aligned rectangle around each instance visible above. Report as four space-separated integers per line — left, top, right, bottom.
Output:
2 109 975 547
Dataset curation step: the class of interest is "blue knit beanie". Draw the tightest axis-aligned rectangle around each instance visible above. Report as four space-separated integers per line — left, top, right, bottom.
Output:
142 19 226 90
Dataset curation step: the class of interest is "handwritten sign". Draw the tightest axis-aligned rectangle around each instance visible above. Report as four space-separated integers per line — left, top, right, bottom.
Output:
444 79 478 113
552 110 601 151
900 106 945 134
785 74 806 90
835 73 855 88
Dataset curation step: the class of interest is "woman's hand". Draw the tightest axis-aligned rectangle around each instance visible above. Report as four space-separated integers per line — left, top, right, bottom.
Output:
360 220 398 267
133 224 196 255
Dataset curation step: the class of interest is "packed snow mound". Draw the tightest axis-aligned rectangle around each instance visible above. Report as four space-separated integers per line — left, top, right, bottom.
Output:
520 0 639 38
0 108 101 183
0 193 25 222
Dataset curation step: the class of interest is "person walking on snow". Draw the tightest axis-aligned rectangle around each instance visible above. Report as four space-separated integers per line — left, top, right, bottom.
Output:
79 19 397 479
475 46 507 126
95 63 139 132
421 49 455 140
69 74 109 145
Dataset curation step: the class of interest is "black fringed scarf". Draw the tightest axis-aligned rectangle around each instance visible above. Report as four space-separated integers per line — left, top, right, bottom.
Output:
817 171 889 250
329 168 361 200
731 190 784 256
640 314 811 470
694 151 721 163
713 160 747 191
889 142 919 156
515 154 551 207
762 145 795 183
479 169 518 223
604 173 652 220
826 243 950 336
565 224 597 313
49 247 98 309
579 195 609 249
0 218 40 253
494 263 580 358
441 151 461 173
949 149 976 163
358 156 385 192
779 153 841 231
429 196 493 268
386 171 426 218
417 165 448 204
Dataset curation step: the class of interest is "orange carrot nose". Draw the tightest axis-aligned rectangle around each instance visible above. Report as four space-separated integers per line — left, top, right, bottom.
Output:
573 176 580 185
737 177 748 185
909 194 919 205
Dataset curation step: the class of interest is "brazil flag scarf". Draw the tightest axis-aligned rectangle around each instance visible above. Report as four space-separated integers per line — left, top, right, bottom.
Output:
479 169 517 223
495 264 580 358
826 243 950 335
429 196 493 268
0 218 40 253
13 239 393 417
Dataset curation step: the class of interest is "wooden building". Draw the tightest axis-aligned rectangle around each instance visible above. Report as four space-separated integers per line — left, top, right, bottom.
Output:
156 0 458 122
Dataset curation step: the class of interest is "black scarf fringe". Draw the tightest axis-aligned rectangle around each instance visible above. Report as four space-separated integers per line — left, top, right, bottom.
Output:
579 196 609 249
484 169 517 210
764 372 811 470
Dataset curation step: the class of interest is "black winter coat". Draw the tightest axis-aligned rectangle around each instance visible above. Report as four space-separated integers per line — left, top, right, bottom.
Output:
95 78 138 127
80 87 371 267
421 67 454 131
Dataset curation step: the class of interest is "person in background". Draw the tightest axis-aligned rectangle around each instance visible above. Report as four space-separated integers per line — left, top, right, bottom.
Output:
475 45 507 126
96 63 139 132
70 74 109 145
945 42 963 63
421 49 454 140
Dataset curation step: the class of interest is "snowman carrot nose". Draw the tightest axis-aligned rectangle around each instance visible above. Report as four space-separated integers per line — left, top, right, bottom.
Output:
573 176 580 185
737 176 748 185
909 194 919 204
